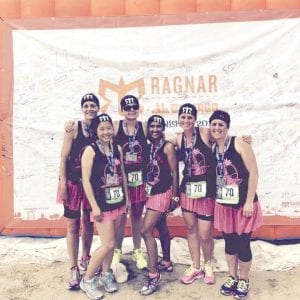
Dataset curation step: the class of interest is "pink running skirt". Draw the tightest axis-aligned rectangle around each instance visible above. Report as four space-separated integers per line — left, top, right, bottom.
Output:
214 201 263 235
128 184 147 204
90 205 127 222
180 193 215 216
145 188 172 213
56 180 90 211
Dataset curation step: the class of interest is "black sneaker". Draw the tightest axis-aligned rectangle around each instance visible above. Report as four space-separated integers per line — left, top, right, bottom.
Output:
220 276 238 296
140 273 161 296
234 279 249 299
157 260 173 272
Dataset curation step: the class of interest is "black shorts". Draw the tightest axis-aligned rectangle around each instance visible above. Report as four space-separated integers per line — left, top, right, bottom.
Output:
63 205 91 219
181 207 214 221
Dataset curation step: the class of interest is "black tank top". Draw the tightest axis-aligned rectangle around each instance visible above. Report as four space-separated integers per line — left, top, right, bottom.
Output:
179 128 216 198
67 121 90 183
90 142 126 212
146 141 174 196
214 136 258 209
115 120 148 177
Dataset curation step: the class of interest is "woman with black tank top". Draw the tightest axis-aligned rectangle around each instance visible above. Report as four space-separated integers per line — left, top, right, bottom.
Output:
176 103 216 285
80 114 128 299
57 93 99 290
64 95 148 275
209 110 262 300
139 115 178 296
112 95 148 270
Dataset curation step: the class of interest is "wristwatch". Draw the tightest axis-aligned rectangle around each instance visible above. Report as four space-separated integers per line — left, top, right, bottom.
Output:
172 196 180 203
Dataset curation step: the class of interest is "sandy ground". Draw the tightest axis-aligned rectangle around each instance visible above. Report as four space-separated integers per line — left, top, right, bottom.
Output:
1 254 300 300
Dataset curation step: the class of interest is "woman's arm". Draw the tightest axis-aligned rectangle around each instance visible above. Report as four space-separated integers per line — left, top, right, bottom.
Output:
235 137 259 217
81 145 102 221
118 145 129 207
58 123 77 203
164 142 178 198
142 121 148 137
113 120 119 136
200 127 211 148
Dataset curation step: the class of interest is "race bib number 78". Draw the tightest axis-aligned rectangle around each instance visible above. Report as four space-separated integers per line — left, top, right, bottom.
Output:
105 186 124 204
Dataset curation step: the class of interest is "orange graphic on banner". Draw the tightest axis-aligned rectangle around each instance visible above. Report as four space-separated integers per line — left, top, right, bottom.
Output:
98 77 145 115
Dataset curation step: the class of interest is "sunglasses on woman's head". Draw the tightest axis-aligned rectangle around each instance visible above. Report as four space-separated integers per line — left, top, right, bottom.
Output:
123 104 139 112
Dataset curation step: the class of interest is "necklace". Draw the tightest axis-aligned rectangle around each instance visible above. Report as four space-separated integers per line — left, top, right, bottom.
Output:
82 120 91 138
123 120 139 153
215 136 231 178
149 138 164 164
96 140 115 175
183 128 196 176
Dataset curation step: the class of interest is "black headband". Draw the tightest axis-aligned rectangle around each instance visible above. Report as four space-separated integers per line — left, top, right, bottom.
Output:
81 93 100 107
147 115 166 131
209 110 231 128
91 114 113 135
178 103 197 119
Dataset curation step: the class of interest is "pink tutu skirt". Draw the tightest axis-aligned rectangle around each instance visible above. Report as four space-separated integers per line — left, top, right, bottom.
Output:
128 184 147 204
146 188 172 213
214 201 263 235
180 193 215 216
90 205 127 222
56 180 90 211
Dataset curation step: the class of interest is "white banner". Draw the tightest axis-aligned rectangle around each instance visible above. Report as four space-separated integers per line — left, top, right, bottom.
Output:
13 18 300 220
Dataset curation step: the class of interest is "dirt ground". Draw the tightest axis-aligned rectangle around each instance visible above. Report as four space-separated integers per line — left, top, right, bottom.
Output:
1 254 300 300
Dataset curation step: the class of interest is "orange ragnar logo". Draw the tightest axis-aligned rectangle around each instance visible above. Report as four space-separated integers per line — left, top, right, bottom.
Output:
151 75 217 94
98 74 218 115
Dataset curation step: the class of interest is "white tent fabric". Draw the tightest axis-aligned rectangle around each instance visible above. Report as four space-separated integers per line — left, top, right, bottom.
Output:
1 236 300 272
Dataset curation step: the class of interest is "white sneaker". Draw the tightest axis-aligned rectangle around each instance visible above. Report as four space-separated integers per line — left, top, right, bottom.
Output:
80 277 103 300
98 271 118 293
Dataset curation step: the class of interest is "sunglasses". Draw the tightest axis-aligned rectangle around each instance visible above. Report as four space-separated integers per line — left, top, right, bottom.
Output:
123 104 139 112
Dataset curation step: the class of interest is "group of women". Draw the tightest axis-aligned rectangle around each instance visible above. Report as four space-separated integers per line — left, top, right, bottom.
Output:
58 93 263 300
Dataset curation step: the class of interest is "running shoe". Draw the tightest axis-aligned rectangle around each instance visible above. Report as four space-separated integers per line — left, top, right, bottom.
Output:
79 255 91 272
234 279 250 299
220 276 238 296
80 276 103 299
68 266 80 290
98 271 118 293
180 266 204 284
140 273 161 296
203 260 216 284
132 249 148 269
157 260 173 272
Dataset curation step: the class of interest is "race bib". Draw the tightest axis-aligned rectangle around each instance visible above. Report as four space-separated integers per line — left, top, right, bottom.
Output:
126 152 137 162
127 171 143 187
186 181 207 199
145 183 152 197
105 186 124 204
216 185 239 204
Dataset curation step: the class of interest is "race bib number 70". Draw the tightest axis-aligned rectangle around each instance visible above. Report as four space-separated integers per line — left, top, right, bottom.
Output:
216 185 239 204
186 181 207 199
127 171 143 187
